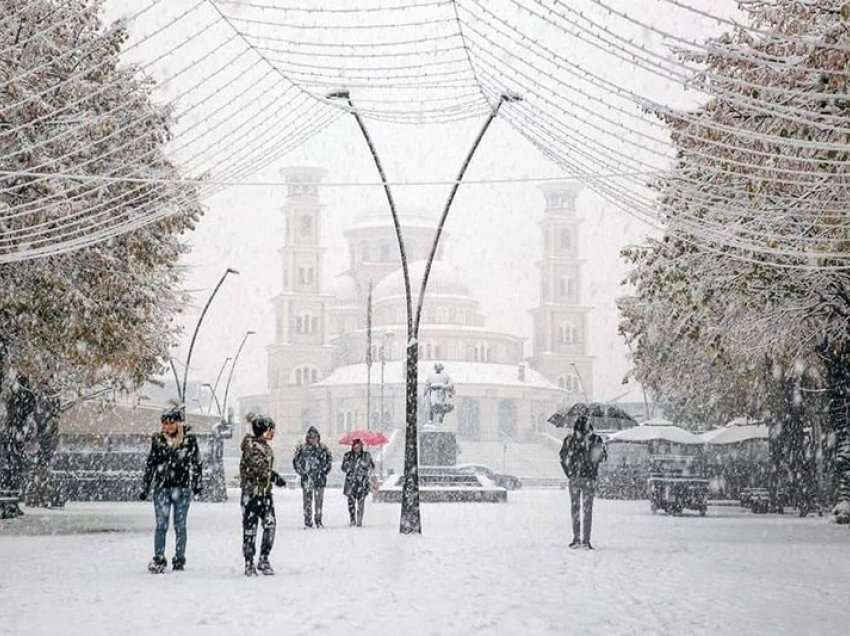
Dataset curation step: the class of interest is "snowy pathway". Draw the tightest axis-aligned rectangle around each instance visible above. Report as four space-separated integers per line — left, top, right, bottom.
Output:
1 492 847 636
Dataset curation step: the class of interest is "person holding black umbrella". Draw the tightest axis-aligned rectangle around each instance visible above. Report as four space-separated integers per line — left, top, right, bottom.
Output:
559 414 607 549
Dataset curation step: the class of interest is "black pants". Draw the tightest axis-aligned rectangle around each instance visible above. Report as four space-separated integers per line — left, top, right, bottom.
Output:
347 495 366 526
569 478 596 542
242 492 275 562
302 486 324 526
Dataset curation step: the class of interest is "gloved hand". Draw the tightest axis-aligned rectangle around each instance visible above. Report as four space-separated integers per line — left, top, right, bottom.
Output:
273 474 286 488
139 491 148 501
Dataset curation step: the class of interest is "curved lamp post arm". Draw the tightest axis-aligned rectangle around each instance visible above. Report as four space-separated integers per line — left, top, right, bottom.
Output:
181 267 238 404
222 330 255 422
328 90 413 337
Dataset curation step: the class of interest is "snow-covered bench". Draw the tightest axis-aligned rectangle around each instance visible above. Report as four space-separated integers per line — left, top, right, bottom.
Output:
0 489 21 519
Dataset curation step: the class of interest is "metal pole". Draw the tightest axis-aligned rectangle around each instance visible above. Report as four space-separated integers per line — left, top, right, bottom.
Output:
203 384 223 419
169 358 182 401
181 267 238 404
222 330 255 424
570 362 590 402
208 357 232 415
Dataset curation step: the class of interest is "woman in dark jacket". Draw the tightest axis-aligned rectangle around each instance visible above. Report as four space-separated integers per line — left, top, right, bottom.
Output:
240 413 286 576
341 439 375 527
140 407 203 573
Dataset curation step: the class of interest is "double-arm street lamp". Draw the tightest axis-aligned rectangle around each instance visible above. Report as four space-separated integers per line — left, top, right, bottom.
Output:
326 88 522 534
222 330 256 426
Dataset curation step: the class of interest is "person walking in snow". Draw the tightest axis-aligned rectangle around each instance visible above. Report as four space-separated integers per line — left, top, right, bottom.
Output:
341 438 375 527
292 426 333 528
140 407 203 573
559 415 607 549
240 413 286 576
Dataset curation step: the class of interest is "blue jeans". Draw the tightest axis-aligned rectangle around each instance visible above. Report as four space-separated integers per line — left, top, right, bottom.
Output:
153 487 192 560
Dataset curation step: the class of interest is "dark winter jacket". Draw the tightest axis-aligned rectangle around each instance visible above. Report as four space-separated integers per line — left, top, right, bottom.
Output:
141 429 203 495
341 450 375 498
240 435 285 497
560 432 607 480
292 427 333 489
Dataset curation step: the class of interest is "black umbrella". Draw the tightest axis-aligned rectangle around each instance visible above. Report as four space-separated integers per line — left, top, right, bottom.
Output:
548 402 637 431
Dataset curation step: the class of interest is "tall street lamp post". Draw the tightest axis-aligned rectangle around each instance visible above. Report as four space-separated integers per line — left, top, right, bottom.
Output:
222 330 256 429
327 89 521 534
178 267 239 405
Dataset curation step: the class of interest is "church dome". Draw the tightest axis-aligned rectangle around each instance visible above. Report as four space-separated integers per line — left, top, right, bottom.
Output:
329 274 359 305
373 260 470 300
346 207 436 232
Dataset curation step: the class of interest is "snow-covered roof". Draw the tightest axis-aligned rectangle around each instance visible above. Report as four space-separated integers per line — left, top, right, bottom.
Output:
313 361 563 391
707 425 770 445
608 424 704 445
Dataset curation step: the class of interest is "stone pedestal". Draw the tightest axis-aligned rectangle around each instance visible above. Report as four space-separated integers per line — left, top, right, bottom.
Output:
419 430 457 466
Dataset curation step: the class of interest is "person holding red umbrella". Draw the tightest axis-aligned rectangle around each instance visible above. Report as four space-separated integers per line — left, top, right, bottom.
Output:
341 438 375 527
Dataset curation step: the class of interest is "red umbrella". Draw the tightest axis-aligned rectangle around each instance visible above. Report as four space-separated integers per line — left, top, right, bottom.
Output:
338 430 389 447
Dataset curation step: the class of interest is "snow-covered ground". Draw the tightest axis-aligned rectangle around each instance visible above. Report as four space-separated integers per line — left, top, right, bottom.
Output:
1 492 847 636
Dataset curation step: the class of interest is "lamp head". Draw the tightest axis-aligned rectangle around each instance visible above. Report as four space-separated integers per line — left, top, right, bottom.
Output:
326 89 351 100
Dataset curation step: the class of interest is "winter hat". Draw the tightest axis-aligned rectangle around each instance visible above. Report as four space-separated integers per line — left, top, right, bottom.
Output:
161 406 184 424
305 426 320 442
248 413 275 437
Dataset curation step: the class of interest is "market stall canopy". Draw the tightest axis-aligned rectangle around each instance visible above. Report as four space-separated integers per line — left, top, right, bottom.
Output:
608 422 704 445
707 424 770 445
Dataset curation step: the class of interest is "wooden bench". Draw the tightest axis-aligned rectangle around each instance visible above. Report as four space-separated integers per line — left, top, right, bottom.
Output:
0 489 22 519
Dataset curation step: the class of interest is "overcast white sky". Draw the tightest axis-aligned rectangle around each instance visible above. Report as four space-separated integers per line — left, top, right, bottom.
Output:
101 0 740 406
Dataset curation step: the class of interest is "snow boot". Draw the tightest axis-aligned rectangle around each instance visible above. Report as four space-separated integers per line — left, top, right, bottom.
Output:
582 541 595 550
568 538 581 549
172 557 185 571
244 561 258 577
257 558 275 576
148 556 168 574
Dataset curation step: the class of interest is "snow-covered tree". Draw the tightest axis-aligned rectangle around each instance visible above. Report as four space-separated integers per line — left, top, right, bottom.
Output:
0 0 202 507
620 0 850 520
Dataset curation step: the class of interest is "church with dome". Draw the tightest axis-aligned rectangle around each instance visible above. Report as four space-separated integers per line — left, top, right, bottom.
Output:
246 166 594 442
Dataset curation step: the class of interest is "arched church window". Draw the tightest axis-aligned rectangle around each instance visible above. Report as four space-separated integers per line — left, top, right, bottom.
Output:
560 229 571 250
559 321 577 344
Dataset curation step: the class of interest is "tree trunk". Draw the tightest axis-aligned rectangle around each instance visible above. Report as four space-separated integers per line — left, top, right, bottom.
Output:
400 340 421 534
0 375 36 517
25 392 61 507
822 348 850 523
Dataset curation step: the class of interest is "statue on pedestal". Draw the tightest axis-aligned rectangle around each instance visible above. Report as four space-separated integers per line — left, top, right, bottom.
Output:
423 362 455 429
